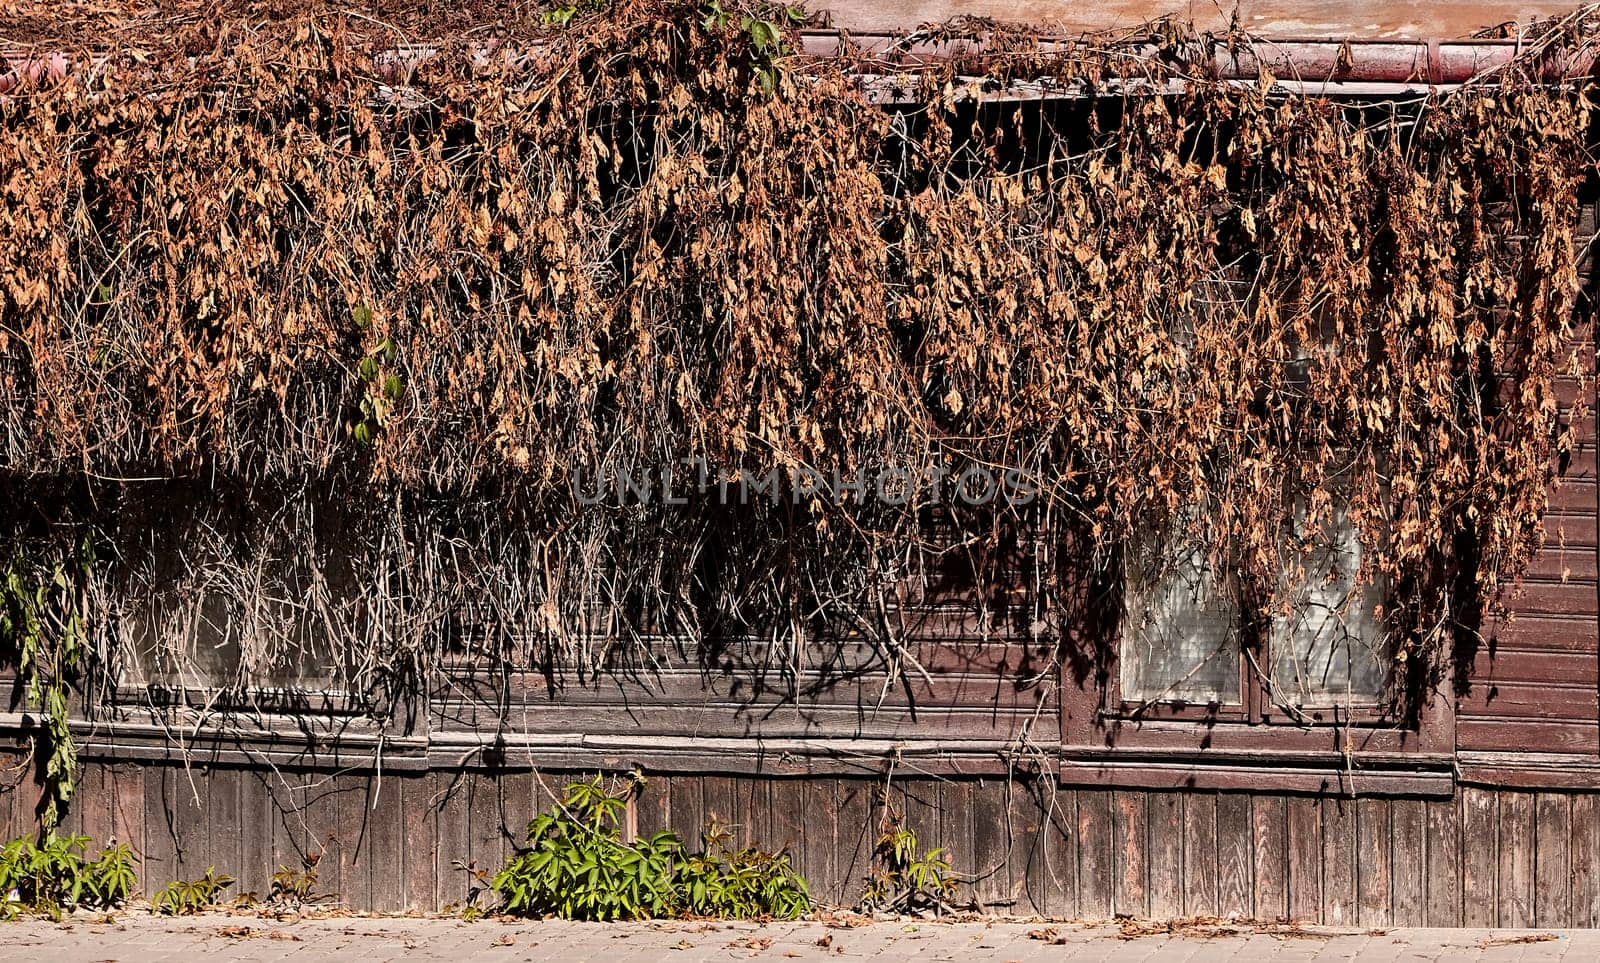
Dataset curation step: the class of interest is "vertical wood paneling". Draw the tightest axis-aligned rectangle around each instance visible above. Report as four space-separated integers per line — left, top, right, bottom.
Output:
1573 794 1600 928
60 762 1600 925
1250 795 1286 921
1148 792 1183 919
1183 793 1218 917
1499 791 1535 928
1214 794 1251 919
1425 796 1462 927
1534 793 1572 927
1112 790 1147 918
1076 790 1114 919
1286 797 1321 922
1461 787 1496 927
1391 798 1427 926
1355 797 1391 927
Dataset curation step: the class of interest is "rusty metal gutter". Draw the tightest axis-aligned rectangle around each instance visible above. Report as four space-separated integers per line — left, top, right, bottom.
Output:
2 31 1593 99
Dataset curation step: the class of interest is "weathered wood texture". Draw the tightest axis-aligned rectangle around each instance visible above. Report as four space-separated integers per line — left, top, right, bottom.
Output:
13 763 1598 925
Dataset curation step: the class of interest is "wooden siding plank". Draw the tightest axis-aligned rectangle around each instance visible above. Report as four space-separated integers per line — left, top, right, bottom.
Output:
1042 787 1077 919
1535 793 1573 928
1286 797 1321 923
1500 791 1536 928
1461 787 1497 927
1251 795 1287 922
108 764 146 864
237 769 276 902
769 779 808 891
142 767 177 889
1112 790 1147 918
1425 796 1462 927
368 773 406 912
1216 793 1252 919
703 775 738 846
1321 797 1356 926
1573 794 1600 928
77 764 113 848
433 770 472 908
795 778 832 904
1355 797 1391 927
1390 798 1426 926
1183 793 1218 918
674 775 707 852
1148 792 1183 919
399 773 437 913
1008 778 1046 915
971 779 1012 912
1076 790 1114 920
171 766 207 878
834 779 874 908
207 767 243 896
303 773 347 904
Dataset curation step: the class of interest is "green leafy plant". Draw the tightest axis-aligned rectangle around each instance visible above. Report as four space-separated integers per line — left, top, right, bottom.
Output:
859 803 958 914
700 1 807 93
0 535 95 829
674 816 809 918
150 866 234 915
0 833 138 920
265 850 332 908
488 775 808 920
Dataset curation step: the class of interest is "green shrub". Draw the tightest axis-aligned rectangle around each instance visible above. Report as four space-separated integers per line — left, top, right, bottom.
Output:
489 775 808 921
0 833 138 920
859 806 958 914
149 866 233 915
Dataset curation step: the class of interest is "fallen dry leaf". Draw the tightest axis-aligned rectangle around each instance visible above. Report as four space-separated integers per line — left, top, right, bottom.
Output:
1482 933 1559 947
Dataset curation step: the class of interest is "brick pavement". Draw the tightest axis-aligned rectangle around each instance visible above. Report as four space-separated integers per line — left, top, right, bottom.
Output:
1 915 1598 963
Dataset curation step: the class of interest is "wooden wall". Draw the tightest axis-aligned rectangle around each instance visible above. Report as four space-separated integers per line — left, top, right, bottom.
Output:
1 761 1592 925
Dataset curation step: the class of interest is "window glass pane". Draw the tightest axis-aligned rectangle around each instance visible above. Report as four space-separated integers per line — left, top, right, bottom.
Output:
1121 532 1240 704
1270 504 1387 705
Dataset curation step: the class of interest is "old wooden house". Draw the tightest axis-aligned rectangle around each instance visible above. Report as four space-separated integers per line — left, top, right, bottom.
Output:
3 0 1600 926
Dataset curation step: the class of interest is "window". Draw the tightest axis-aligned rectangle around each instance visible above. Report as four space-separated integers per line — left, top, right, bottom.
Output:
1116 501 1388 717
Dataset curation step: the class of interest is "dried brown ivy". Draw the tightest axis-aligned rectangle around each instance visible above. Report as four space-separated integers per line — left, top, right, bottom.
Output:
0 3 1591 737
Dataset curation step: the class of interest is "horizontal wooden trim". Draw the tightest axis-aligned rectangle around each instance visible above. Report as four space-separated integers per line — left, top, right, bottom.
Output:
1059 757 1454 796
0 714 1039 777
1457 751 1600 789
1088 718 1425 755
